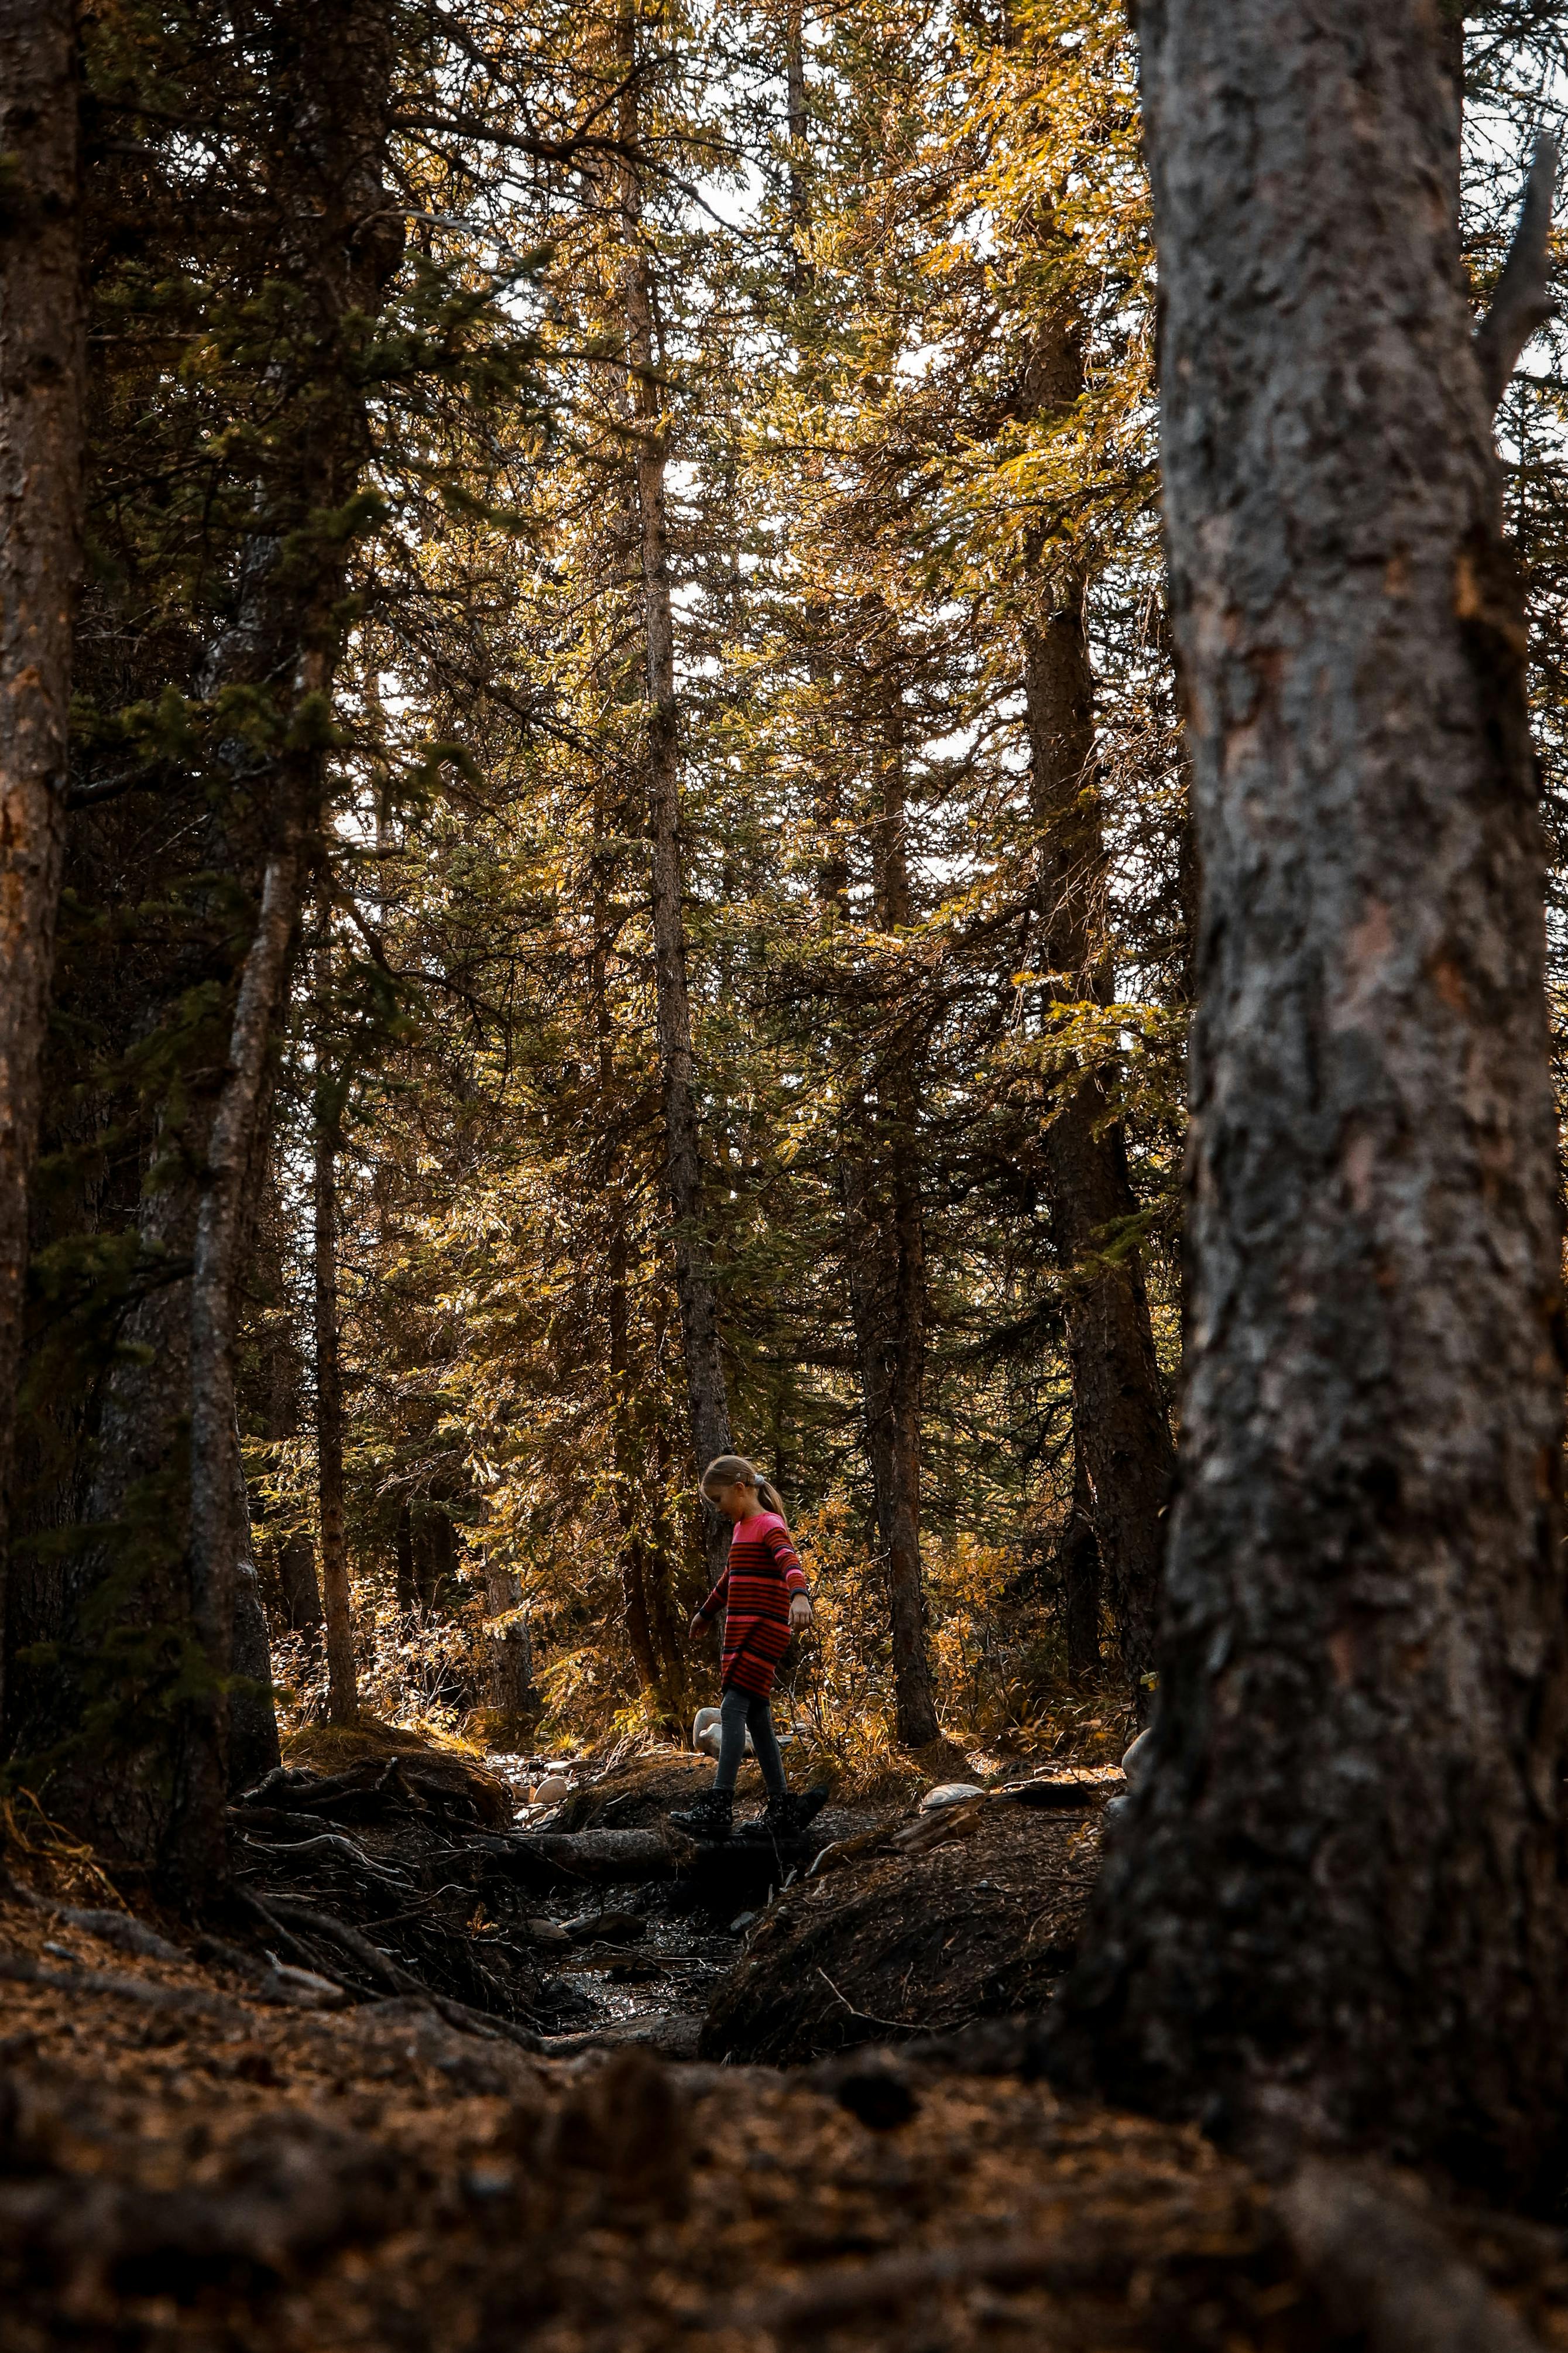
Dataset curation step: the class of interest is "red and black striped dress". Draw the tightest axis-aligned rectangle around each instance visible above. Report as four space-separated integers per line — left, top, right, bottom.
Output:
695 1511 808 1699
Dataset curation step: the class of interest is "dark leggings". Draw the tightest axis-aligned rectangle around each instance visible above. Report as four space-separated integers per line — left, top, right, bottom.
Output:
713 1687 787 1797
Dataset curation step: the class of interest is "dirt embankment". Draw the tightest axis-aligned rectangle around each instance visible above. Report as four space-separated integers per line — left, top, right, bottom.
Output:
702 1801 1100 2064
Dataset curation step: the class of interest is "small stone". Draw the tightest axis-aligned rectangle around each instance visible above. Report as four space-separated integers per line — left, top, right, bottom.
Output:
728 1912 758 1936
524 1917 573 1947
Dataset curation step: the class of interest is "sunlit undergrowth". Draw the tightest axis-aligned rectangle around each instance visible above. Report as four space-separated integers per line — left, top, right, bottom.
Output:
263 1484 1132 1787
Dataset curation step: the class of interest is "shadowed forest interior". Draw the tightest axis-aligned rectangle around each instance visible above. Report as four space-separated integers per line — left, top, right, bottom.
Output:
4 5 1568 2349
22 1 1562 1777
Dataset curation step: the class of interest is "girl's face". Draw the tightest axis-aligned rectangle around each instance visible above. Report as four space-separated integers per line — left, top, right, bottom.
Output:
706 1477 758 1525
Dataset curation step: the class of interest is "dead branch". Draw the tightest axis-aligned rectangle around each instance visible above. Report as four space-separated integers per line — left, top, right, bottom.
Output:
1475 135 1559 411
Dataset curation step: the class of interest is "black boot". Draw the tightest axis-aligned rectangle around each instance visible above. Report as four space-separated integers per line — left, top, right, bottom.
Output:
746 1786 831 1842
669 1788 733 1841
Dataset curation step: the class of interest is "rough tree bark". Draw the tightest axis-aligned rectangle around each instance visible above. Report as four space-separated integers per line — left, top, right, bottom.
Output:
0 1 83 1732
843 679 939 1749
1020 310 1176 1707
619 34 733 1586
1051 3 1568 2189
313 925 358 1726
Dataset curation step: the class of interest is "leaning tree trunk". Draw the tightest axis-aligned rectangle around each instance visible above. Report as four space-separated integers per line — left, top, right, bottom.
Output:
619 42 732 1584
172 833 303 1892
1052 2 1568 2191
1020 309 1175 1707
0 1 83 1732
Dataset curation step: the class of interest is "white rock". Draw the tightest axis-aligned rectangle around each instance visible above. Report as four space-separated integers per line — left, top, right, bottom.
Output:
531 1773 571 1804
919 1781 986 1813
1120 1729 1155 1786
692 1705 752 1759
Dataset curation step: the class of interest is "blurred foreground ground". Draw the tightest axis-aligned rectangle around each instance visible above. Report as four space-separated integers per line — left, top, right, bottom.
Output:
5 1736 1568 2352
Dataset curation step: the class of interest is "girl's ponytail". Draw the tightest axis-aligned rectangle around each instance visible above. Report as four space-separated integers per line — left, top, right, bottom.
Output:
757 1477 785 1515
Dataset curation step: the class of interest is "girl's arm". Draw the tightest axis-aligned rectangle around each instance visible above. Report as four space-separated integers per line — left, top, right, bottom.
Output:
764 1522 813 1626
762 1521 808 1592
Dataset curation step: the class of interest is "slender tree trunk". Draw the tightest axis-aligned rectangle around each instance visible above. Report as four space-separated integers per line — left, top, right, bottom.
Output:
229 1417 282 1792
259 1153 322 1636
313 926 358 1725
1020 312 1175 1710
0 1 83 1732
785 0 811 284
845 1139 938 1745
278 1536 322 1635
1060 1445 1102 1683
591 764 666 1710
619 40 732 1583
1052 2 1568 2190
842 676 939 1748
608 1214 661 1699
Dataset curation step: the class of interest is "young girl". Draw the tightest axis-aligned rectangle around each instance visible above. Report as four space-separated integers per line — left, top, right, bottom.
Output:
670 1455 826 1842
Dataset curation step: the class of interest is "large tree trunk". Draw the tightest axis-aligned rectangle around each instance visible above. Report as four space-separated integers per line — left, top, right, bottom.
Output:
1020 312 1175 1708
0 1 83 1732
1052 3 1568 2190
29 1 397 1876
619 39 732 1584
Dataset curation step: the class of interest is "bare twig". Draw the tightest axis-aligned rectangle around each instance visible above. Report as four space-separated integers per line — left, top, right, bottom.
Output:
1475 135 1559 411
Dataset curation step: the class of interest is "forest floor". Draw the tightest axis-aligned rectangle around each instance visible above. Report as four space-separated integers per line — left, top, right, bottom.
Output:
4 1734 1568 2351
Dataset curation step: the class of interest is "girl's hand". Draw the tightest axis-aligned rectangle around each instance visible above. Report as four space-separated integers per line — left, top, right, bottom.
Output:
689 1612 709 1643
789 1594 813 1632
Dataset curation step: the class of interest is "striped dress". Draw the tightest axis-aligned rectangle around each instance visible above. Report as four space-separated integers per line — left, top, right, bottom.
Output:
696 1511 808 1699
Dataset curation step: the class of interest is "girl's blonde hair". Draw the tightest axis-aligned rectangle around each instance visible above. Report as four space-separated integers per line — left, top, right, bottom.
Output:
701 1454 785 1515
